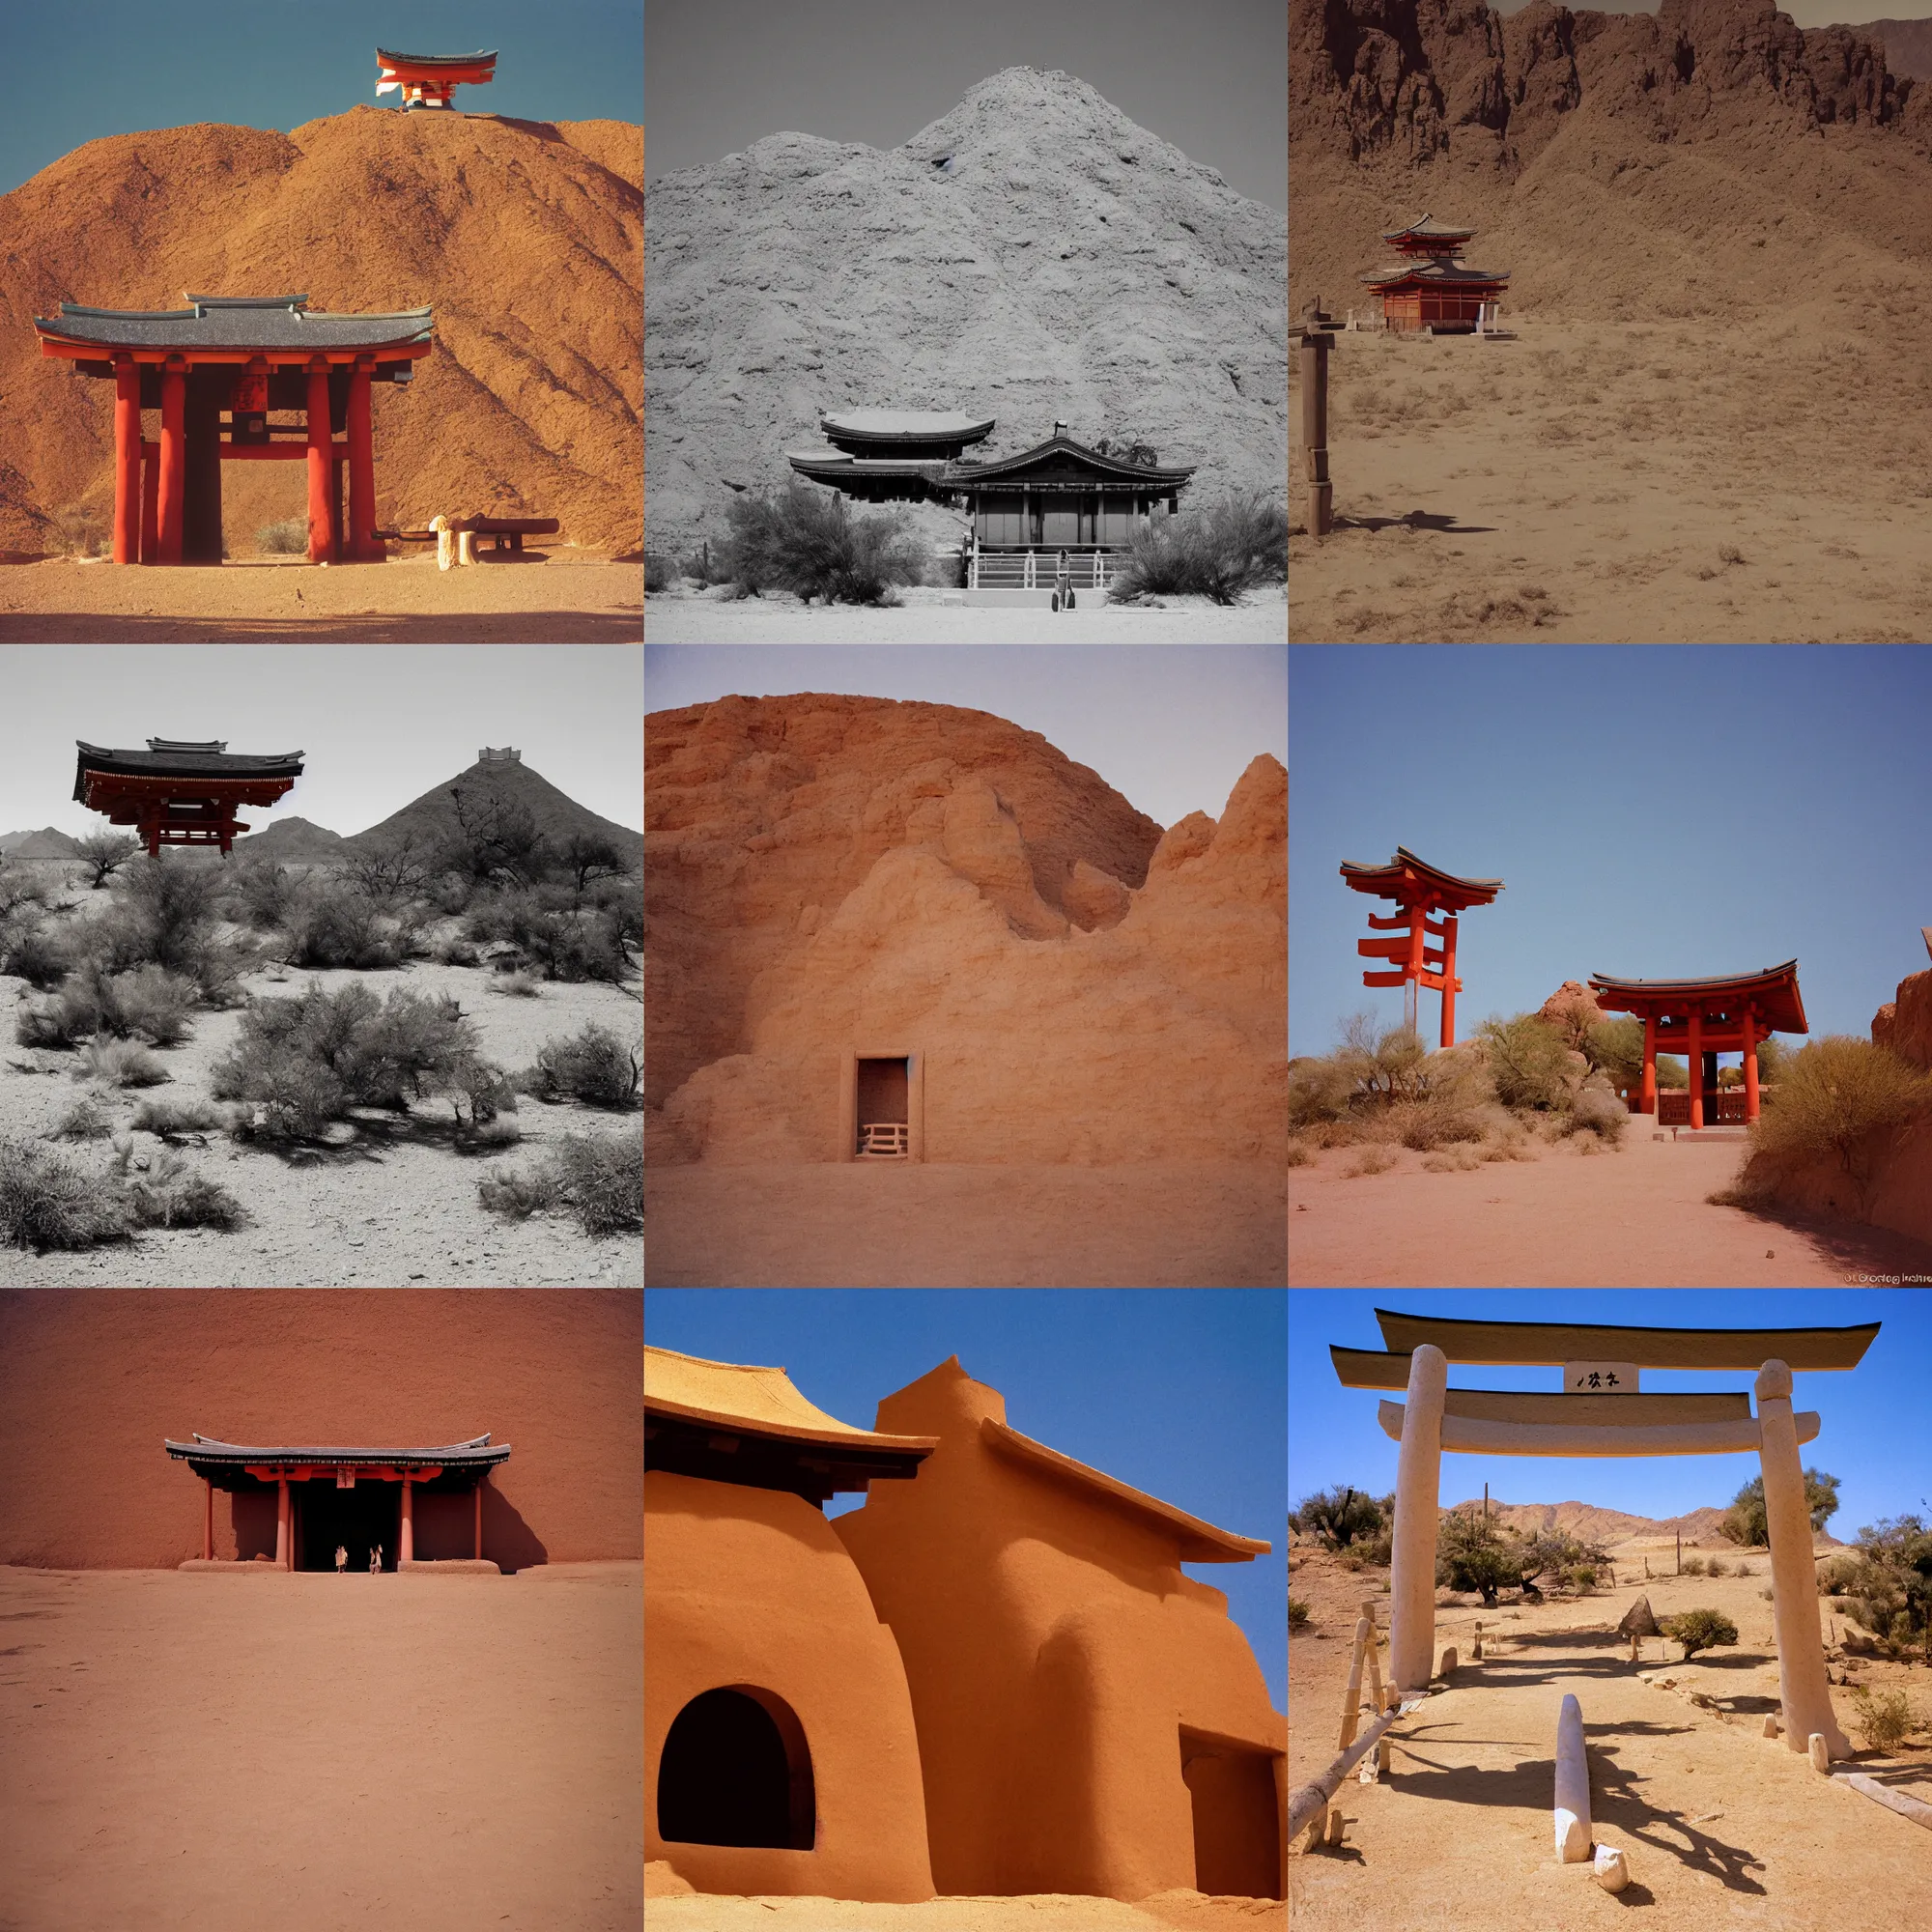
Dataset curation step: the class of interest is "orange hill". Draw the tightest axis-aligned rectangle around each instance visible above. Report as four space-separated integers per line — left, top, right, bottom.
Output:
1447 1497 1845 1548
0 108 640 557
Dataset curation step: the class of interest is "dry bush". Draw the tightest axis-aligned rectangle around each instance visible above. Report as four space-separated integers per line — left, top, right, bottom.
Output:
46 1097 111 1141
717 480 926 604
526 1023 640 1110
1387 1095 1488 1151
1850 1687 1917 1752
1346 1144 1398 1178
1680 1554 1709 1577
1662 1607 1737 1658
1299 1118 1365 1149
1749 1037 1932 1208
493 970 540 998
1569 1085 1630 1144
125 1151 244 1231
1705 1557 1730 1577
52 502 109 558
0 1139 130 1250
1421 1148 1482 1173
129 1096 222 1139
1818 1555 1863 1596
479 1129 640 1238
283 881 407 970
256 517 307 554
77 1037 169 1088
1108 491 1288 605
1286 1140 1312 1167
1289 1599 1310 1631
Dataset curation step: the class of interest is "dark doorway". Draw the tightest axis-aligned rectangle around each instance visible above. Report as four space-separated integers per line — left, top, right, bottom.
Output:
1180 1729 1281 1898
297 1481 401 1572
656 1687 815 1849
855 1057 908 1155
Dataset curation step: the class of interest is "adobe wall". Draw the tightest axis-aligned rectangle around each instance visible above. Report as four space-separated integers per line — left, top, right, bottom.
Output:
658 752 1287 1165
644 1469 934 1902
832 1358 1284 1901
0 1291 641 1571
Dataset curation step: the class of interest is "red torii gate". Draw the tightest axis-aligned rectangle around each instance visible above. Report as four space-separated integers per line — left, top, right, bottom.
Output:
1340 846 1504 1047
1589 961 1807 1127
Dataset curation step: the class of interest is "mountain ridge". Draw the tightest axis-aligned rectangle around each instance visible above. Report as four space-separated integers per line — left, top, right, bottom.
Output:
1446 1496 1846 1547
345 754 641 861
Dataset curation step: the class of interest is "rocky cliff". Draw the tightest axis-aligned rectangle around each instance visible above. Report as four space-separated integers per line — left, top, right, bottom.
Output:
644 67 1288 555
645 695 1285 1164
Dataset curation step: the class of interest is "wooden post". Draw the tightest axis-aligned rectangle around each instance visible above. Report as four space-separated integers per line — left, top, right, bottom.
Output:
1300 329 1333 537
1339 1616 1372 1749
401 1474 414 1565
1742 1008 1760 1122
112 357 141 563
349 357 376 560
275 1476 290 1571
1361 1601 1387 1715
1676 1531 1681 1576
139 440 159 565
1641 1013 1657 1116
306 360 334 564
1405 912 1425 1037
157 362 186 565
203 1477 213 1562
1438 914 1459 1047
474 1477 483 1561
1687 1009 1704 1129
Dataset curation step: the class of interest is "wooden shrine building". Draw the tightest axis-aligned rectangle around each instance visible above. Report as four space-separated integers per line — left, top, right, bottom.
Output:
376 48 497 110
166 1433 510 1571
32 294 434 566
1340 845 1504 1047
788 412 1196 602
1361 215 1509 335
74 738 304 856
1589 961 1806 1126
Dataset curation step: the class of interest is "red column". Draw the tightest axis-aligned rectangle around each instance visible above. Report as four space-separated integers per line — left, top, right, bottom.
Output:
1742 1008 1760 1122
275 1477 290 1570
1640 1012 1657 1116
1438 914 1459 1048
1404 901 1425 1035
204 1477 213 1562
139 442 159 565
112 357 141 563
474 1478 483 1561
1687 1007 1704 1129
348 357 376 561
157 361 186 565
306 361 334 564
401 1475 414 1565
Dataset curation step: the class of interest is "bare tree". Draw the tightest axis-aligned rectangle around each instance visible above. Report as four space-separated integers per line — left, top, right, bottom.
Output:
347 830 439 904
446 787 549 887
74 831 140 890
557 833 628 902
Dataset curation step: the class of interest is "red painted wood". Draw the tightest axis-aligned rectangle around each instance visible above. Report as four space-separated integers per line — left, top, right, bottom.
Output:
139 439 159 564
157 366 186 565
113 358 140 563
349 361 376 561
306 364 334 565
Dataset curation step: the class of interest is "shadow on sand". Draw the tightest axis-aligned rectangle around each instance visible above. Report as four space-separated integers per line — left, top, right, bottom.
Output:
1333 508 1500 535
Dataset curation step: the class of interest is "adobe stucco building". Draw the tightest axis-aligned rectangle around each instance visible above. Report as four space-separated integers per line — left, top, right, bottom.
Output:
0 1291 641 1574
645 1345 1285 1903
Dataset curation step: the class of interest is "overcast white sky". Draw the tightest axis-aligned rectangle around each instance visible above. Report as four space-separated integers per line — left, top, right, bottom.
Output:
643 644 1285 830
0 646 642 841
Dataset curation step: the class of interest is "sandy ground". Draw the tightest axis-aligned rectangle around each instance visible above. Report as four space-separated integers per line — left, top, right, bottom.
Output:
645 1892 1283 1931
1288 1124 1932 1286
0 553 643 641
0 958 642 1286
644 1161 1287 1287
1288 314 1932 643
0 1562 639 1932
1289 1541 1932 1929
644 585 1286 643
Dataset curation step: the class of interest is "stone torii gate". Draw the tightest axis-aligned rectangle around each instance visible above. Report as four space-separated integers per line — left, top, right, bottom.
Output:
1332 1307 1881 1761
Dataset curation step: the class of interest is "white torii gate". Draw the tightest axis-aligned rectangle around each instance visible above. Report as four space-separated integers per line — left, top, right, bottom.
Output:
1332 1310 1882 1760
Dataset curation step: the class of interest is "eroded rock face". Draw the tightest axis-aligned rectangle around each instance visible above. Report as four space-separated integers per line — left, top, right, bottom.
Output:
1873 967 1932 1070
1539 980 1608 1048
645 695 1284 1165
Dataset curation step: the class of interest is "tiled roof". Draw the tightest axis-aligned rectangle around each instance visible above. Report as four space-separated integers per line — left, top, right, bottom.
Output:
165 1433 510 1466
820 410 996 442
75 739 304 780
377 48 498 67
1381 213 1477 241
34 298 433 352
938 433 1195 486
1362 261 1510 286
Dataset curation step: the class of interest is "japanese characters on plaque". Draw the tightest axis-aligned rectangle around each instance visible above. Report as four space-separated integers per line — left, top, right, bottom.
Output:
1561 1361 1642 1393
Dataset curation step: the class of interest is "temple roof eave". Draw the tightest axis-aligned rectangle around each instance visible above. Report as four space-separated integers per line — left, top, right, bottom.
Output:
1589 961 1807 1033
164 1434 511 1467
1368 1308 1879 1371
34 301 435 356
1340 845 1505 905
937 437 1196 488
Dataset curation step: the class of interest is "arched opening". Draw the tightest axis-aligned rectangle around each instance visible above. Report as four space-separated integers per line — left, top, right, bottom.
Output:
656 1687 815 1850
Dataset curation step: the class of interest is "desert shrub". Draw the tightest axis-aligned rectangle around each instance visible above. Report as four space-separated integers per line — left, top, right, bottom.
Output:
1479 1013 1576 1110
466 886 631 983
1721 1468 1840 1548
220 1049 347 1143
1583 1016 1645 1091
46 1097 111 1141
82 855 242 1001
5 924 72 990
1436 1513 1532 1606
1285 1138 1313 1167
1289 1599 1311 1631
129 1096 222 1138
77 1037 169 1088
716 481 926 605
1850 1687 1916 1751
643 554 671 592
1761 1586 1776 1601
1288 1055 1352 1125
232 860 304 931
283 883 406 970
256 516 307 554
493 970 540 998
1388 1095 1488 1151
1680 1554 1708 1577
1290 1486 1394 1552
479 1129 641 1237
1838 1517 1932 1656
17 964 198 1051
1817 1554 1863 1596
124 1149 244 1230
0 1139 131 1249
73 831 139 890
1567 1566 1598 1593
52 502 108 558
1704 1556 1729 1577
528 1024 640 1109
1346 1144 1398 1176
435 937 482 967
1107 490 1288 605
1298 1118 1365 1149
1336 1526 1394 1569
1662 1608 1738 1658
1749 1037 1932 1207
345 833 442 907
1568 1084 1629 1143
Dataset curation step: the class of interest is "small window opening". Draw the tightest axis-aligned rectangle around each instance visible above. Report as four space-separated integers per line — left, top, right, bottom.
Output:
657 1687 815 1849
856 1056 909 1158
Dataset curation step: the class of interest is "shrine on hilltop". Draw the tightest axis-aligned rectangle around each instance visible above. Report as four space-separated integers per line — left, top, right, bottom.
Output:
1361 215 1509 335
1589 961 1807 1126
32 294 434 565
74 738 304 857
786 411 1196 601
1340 846 1504 1047
376 48 497 110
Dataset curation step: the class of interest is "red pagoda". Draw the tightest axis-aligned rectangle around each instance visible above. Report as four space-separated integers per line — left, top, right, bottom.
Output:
1361 215 1509 335
1341 846 1505 1047
1589 962 1807 1127
73 739 304 857
376 48 497 111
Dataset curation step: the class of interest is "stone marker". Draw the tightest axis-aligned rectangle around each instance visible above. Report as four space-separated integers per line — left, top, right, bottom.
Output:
1554 1691 1591 1861
1593 1845 1631 1892
1472 1620 1484 1661
1809 1732 1831 1773
1378 1736 1392 1774
1438 1645 1458 1675
1618 1595 1662 1638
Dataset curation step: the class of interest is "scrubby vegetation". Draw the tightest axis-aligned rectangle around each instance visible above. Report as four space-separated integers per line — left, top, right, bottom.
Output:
1746 1036 1932 1208
256 516 308 554
1823 1516 1932 1661
714 481 926 605
1289 1599 1311 1631
527 1024 641 1110
1850 1686 1918 1750
129 1096 223 1139
1291 1485 1395 1553
0 1136 242 1251
78 1037 170 1088
17 964 201 1051
1662 1607 1738 1659
74 832 139 889
479 1129 641 1237
1435 1512 1609 1606
1721 1467 1840 1547
1107 491 1288 605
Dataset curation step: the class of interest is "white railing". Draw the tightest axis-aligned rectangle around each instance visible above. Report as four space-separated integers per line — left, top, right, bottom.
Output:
857 1122 909 1157
967 551 1118 591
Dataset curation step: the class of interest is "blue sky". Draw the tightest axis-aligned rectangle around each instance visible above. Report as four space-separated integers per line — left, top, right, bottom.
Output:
1289 646 1932 1058
645 1289 1286 1707
0 0 641 196
1291 1290 1932 1536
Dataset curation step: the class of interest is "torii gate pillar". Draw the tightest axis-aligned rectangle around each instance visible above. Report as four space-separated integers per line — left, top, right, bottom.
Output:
1756 1359 1851 1759
1389 1343 1448 1690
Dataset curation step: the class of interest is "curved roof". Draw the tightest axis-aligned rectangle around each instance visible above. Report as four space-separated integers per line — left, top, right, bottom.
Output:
1340 845 1504 909
1381 213 1477 242
1589 960 1806 1034
74 739 304 787
644 1345 937 1455
34 298 434 354
1363 260 1510 287
1371 1305 1875 1370
165 1433 510 1467
938 432 1195 487
980 1418 1271 1563
820 410 996 444
377 48 498 68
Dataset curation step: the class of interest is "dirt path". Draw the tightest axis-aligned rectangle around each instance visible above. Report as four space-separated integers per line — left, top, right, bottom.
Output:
0 554 642 641
1290 1547 1932 1929
1288 1127 1932 1286
0 1563 640 1932
644 1891 1282 1931
645 1160 1287 1286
